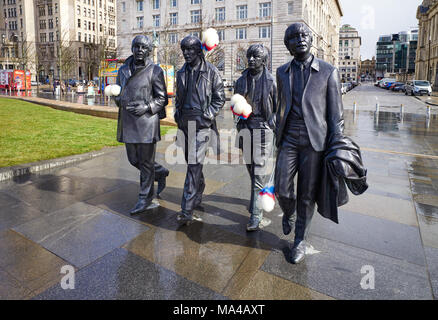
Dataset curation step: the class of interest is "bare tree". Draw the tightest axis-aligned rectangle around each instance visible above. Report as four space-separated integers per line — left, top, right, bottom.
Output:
57 31 76 82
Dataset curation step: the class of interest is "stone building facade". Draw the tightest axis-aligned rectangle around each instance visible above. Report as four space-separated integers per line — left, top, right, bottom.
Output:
359 57 375 81
416 0 438 90
0 0 117 82
117 0 342 82
338 24 361 82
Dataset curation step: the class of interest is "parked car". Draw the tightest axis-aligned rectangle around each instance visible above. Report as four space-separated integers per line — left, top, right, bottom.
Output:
405 80 432 96
379 78 396 88
384 81 396 89
390 82 405 92
67 79 79 87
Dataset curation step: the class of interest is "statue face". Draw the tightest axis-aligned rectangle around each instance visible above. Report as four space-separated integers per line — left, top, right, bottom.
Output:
132 38 150 63
181 36 202 66
247 49 265 73
286 25 312 58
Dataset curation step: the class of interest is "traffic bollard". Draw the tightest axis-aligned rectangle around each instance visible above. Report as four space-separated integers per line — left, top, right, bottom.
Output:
375 103 380 113
353 102 357 113
426 105 431 118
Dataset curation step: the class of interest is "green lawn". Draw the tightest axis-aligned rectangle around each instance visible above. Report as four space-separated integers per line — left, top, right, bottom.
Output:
0 98 172 167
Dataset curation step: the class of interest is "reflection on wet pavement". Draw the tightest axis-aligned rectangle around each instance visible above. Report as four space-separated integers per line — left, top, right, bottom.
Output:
0 89 117 107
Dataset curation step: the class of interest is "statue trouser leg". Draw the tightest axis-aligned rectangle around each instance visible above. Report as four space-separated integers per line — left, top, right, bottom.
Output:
275 122 323 245
246 164 264 222
180 114 210 215
154 163 169 181
125 143 156 214
154 162 169 196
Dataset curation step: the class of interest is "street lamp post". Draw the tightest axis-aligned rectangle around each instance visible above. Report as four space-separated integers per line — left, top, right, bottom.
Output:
427 35 431 82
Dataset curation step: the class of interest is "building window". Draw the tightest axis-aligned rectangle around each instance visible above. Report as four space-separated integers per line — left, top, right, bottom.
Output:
259 2 271 18
191 0 201 4
170 12 178 25
236 5 247 19
259 26 271 39
39 19 46 29
191 10 201 23
170 0 177 8
215 7 225 21
137 0 143 11
38 6 45 16
121 2 126 12
48 5 53 15
153 0 160 10
49 32 54 42
236 28 247 40
169 33 178 44
288 2 294 15
78 19 81 28
40 33 46 42
137 16 144 28
217 29 225 41
153 14 160 27
190 31 199 38
48 18 53 29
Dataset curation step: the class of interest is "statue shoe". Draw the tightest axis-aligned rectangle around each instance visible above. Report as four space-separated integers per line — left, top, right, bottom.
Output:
290 241 307 264
157 170 170 196
246 218 261 232
177 211 203 225
282 213 295 236
130 198 152 215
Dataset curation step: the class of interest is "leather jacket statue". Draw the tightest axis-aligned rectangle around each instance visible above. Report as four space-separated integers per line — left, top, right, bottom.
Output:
115 56 168 144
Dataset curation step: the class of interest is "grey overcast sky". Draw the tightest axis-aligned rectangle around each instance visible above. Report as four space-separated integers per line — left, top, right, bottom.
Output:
339 0 420 60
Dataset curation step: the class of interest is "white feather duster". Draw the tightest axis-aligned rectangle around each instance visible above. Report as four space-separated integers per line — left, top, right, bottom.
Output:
202 28 219 51
104 85 113 97
111 84 121 96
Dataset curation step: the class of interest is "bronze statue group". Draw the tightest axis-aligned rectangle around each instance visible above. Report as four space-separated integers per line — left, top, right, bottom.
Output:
114 23 368 265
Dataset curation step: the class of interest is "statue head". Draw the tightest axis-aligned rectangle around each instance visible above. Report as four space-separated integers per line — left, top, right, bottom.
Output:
284 23 313 61
131 35 153 64
246 44 269 75
180 35 203 67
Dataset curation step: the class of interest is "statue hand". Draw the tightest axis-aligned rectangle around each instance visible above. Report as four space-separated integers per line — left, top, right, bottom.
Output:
126 101 150 116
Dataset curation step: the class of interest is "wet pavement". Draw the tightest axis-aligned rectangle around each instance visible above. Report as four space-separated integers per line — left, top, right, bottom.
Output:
1 83 438 300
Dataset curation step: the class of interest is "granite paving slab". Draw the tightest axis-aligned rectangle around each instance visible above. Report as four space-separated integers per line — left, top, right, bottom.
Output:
124 223 269 293
417 215 438 249
261 235 433 300
341 192 418 227
0 230 67 297
309 209 425 266
0 192 46 231
414 202 438 220
34 248 227 300
424 246 438 299
0 268 32 300
238 270 334 300
13 202 148 268
2 180 80 214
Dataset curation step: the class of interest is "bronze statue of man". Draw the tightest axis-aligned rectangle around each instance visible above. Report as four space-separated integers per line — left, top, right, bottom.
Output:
234 44 277 232
174 35 225 224
275 23 344 264
115 35 169 215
